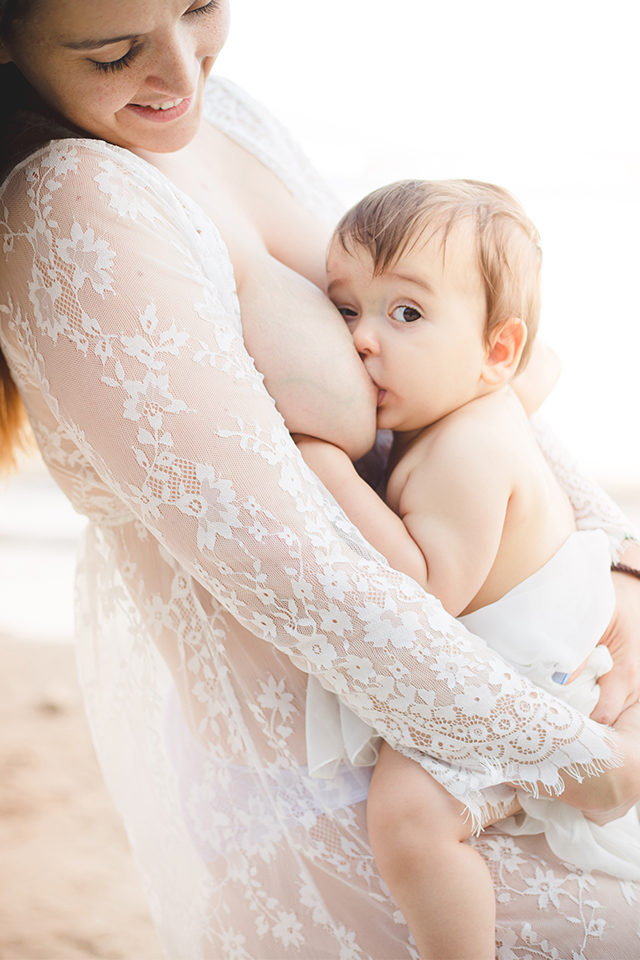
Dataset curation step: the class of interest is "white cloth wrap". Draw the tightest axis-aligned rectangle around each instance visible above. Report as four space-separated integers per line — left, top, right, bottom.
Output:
307 529 640 880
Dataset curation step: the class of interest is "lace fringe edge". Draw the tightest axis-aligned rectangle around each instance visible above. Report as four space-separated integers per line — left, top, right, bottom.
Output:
464 729 624 836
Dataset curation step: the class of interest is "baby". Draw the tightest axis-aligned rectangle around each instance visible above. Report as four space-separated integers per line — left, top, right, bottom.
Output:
296 179 640 960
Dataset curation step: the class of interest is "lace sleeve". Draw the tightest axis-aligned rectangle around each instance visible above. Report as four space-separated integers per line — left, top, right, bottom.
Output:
0 142 619 826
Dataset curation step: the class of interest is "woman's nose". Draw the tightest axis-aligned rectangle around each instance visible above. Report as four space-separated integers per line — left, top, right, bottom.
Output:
146 30 199 97
350 316 380 358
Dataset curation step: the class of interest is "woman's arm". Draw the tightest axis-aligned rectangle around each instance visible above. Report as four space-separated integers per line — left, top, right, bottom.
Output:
511 340 562 415
544 701 640 824
593 546 640 723
532 414 640 722
1 142 632 828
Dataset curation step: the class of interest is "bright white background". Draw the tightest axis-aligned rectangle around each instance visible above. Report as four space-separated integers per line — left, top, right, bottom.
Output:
1 0 638 641
219 0 640 491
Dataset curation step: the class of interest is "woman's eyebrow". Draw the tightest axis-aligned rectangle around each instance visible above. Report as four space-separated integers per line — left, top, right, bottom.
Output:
60 33 139 50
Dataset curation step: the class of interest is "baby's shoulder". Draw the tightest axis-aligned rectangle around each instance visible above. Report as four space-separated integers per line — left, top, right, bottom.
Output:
435 391 525 452
454 389 531 448
388 391 528 501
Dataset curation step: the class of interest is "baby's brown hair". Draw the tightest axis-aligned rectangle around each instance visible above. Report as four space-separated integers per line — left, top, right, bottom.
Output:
334 179 542 370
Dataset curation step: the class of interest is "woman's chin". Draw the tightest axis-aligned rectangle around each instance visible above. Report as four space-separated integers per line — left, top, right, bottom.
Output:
114 111 201 155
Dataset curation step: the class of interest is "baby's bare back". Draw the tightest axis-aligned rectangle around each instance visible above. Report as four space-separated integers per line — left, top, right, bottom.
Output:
386 387 576 616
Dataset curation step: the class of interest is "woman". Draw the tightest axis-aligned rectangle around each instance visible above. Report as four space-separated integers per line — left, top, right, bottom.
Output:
1 2 640 957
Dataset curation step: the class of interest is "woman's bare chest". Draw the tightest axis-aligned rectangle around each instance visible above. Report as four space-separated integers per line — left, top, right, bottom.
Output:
141 122 330 290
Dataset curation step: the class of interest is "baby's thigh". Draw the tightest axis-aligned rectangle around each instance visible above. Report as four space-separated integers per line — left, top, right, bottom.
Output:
367 741 470 846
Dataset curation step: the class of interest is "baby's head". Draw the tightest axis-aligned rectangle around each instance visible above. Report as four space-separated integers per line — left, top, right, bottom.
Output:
327 179 542 432
333 178 541 371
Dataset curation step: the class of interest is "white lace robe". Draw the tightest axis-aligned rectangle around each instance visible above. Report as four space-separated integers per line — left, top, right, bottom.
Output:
1 77 639 959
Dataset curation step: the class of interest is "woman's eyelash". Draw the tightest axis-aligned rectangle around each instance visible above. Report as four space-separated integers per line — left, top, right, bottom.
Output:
90 2 218 72
189 0 220 15
91 46 140 74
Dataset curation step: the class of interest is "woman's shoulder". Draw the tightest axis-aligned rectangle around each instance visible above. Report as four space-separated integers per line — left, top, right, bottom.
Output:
1 137 185 232
2 137 131 191
203 75 293 147
203 75 340 222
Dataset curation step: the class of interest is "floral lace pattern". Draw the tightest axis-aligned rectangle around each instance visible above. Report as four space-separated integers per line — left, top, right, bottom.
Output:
1 77 639 958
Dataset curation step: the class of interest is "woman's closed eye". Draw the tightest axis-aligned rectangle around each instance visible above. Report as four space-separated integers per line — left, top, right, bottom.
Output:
91 45 141 73
89 1 219 72
189 0 221 17
391 305 422 323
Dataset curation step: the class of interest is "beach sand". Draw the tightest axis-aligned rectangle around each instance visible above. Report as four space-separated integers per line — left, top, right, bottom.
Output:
0 640 161 960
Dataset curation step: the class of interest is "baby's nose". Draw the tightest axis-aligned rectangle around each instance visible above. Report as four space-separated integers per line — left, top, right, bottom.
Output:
351 317 380 357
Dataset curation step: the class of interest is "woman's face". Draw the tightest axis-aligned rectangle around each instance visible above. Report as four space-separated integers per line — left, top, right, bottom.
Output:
1 0 230 153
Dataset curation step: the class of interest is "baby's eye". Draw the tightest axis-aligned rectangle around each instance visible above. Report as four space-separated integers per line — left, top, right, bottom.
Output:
337 306 358 323
391 305 422 323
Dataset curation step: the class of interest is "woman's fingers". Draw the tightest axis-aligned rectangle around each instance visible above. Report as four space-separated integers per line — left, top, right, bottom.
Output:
585 702 640 825
592 658 638 724
591 567 640 724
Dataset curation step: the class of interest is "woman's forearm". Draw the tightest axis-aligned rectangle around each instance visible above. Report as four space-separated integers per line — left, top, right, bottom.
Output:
617 539 640 568
542 703 640 822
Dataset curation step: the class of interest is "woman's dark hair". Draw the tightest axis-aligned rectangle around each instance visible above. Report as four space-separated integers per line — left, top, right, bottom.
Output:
0 0 73 471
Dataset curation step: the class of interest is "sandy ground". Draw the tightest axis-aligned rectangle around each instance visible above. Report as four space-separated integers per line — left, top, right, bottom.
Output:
0 640 162 960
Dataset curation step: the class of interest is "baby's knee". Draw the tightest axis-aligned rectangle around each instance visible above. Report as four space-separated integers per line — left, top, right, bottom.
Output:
367 780 431 842
367 780 444 877
367 754 469 874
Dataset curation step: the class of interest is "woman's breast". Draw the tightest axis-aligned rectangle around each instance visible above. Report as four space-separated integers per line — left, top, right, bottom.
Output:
236 253 377 452
143 123 376 454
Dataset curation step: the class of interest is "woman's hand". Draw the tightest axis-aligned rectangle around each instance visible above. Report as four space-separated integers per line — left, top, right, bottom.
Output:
585 703 640 826
591 542 640 725
558 702 640 824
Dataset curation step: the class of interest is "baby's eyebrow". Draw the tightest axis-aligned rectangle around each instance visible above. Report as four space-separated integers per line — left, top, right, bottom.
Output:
388 271 434 294
60 33 139 50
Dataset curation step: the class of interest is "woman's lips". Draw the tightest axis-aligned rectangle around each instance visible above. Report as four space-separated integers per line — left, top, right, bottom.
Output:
377 388 386 407
126 96 192 122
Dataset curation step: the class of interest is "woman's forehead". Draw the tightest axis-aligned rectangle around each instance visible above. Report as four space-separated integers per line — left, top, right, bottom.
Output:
10 0 186 41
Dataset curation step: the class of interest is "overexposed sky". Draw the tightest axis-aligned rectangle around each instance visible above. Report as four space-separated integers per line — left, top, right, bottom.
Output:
217 0 640 492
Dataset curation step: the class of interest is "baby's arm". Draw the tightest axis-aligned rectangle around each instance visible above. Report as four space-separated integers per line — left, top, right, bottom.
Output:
294 436 428 587
397 419 514 615
296 419 512 616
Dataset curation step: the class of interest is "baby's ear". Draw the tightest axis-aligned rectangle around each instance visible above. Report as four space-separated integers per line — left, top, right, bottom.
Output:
481 318 527 386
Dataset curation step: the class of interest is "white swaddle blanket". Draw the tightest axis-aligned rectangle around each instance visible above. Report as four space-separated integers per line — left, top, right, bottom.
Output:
306 528 640 880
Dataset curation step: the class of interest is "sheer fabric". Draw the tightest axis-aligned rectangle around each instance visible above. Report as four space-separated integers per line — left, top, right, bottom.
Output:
1 77 639 958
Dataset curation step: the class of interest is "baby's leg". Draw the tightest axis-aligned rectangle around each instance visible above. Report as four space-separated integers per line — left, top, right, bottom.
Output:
367 742 495 960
